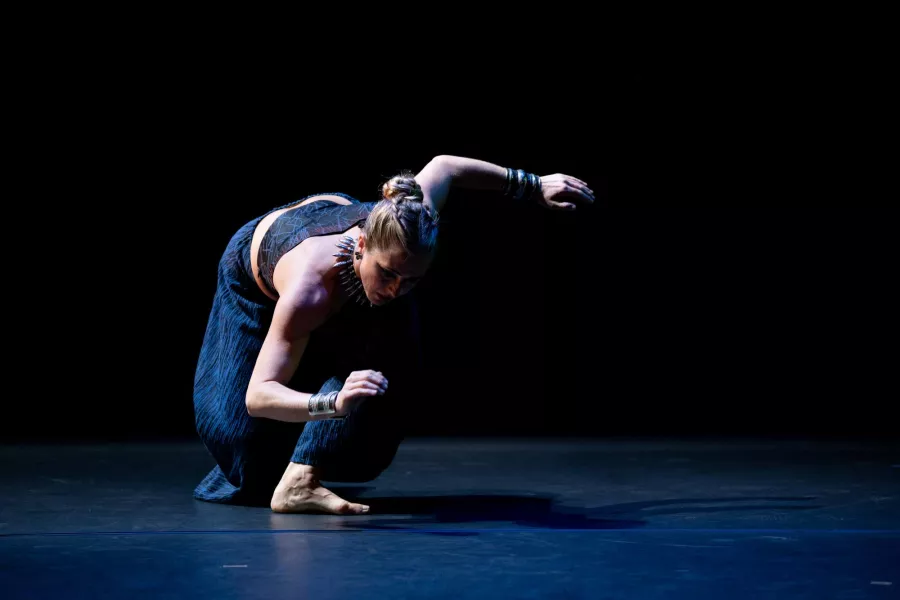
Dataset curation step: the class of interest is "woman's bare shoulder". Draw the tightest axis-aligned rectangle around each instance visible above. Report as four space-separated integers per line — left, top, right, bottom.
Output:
270 252 336 338
272 227 357 323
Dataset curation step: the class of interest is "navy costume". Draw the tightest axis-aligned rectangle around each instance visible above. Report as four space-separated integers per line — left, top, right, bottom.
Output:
192 194 423 505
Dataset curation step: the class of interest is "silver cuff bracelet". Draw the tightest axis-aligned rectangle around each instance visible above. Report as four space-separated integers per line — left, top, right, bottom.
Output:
308 390 340 417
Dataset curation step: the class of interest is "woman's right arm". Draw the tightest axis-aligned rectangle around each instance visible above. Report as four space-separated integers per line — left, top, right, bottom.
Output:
244 269 389 422
244 270 333 422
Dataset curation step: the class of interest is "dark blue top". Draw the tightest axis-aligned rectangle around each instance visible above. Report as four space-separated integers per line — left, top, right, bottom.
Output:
257 193 377 297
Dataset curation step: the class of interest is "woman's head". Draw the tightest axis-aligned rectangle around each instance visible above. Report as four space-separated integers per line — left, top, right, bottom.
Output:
357 172 440 305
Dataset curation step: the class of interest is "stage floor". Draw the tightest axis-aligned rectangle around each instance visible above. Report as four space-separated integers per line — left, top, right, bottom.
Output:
2 437 898 598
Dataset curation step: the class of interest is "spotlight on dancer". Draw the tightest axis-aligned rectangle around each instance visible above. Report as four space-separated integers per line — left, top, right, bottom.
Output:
191 155 594 514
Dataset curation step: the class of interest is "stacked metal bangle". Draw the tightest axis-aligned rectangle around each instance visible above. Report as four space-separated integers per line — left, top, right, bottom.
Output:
503 168 542 203
308 390 344 419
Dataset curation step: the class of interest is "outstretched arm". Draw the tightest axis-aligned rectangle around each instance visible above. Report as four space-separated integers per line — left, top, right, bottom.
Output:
414 155 595 214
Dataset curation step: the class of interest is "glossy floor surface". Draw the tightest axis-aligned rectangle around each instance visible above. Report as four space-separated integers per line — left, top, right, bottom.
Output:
2 438 898 599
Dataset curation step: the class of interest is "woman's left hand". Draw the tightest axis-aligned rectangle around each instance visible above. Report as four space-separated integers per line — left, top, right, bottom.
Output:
535 174 595 211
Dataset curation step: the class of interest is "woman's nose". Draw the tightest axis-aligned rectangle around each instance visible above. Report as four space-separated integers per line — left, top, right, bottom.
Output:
385 280 401 298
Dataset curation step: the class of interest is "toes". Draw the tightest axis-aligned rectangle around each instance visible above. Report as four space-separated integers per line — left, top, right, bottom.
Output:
320 493 350 514
336 500 370 515
270 485 371 515
313 486 367 515
324 496 369 515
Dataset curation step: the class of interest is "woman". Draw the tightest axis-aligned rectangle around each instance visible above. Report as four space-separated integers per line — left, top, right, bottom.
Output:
192 155 594 514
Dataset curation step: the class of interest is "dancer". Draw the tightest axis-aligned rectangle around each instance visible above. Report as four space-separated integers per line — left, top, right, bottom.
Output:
192 155 594 513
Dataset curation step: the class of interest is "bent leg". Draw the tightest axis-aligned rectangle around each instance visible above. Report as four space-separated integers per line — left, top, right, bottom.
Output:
289 292 424 482
291 376 405 482
269 374 403 514
192 216 277 506
200 291 423 509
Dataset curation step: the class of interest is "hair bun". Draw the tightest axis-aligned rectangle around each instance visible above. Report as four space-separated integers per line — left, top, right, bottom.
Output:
382 171 423 206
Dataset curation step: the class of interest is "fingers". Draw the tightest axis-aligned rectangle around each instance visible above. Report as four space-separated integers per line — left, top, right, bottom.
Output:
549 201 577 211
565 174 589 188
567 184 594 204
349 381 382 392
563 177 594 201
347 382 384 398
551 183 593 207
544 174 594 205
345 370 388 396
349 370 389 389
552 173 590 189
364 373 388 388
361 373 388 393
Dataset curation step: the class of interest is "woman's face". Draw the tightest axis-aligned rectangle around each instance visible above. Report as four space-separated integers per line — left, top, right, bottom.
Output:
357 236 431 305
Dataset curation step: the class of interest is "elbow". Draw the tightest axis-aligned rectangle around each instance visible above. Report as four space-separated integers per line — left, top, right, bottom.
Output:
245 386 263 417
429 155 461 178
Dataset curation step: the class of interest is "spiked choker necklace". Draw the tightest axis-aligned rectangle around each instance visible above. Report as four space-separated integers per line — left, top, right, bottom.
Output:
334 234 373 307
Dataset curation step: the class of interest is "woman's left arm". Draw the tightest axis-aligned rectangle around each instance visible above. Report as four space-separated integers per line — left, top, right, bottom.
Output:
414 155 595 214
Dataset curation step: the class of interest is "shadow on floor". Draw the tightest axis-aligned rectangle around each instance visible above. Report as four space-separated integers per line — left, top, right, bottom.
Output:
587 496 822 519
321 489 821 535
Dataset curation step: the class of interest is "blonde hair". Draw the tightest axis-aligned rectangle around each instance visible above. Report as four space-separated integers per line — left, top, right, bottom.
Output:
363 171 440 256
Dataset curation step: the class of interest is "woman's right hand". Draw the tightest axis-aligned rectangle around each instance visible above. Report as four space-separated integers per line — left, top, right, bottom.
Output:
335 370 389 415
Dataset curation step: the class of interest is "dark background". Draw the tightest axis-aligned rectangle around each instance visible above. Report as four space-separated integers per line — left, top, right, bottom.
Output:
5 57 894 442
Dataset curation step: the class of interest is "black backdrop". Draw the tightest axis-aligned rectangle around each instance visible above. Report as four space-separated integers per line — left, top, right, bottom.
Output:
5 62 894 442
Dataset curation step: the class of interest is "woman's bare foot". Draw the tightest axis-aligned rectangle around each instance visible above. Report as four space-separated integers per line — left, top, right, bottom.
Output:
270 462 370 515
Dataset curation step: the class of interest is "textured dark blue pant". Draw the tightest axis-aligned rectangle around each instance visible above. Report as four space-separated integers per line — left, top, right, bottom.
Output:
192 214 422 506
